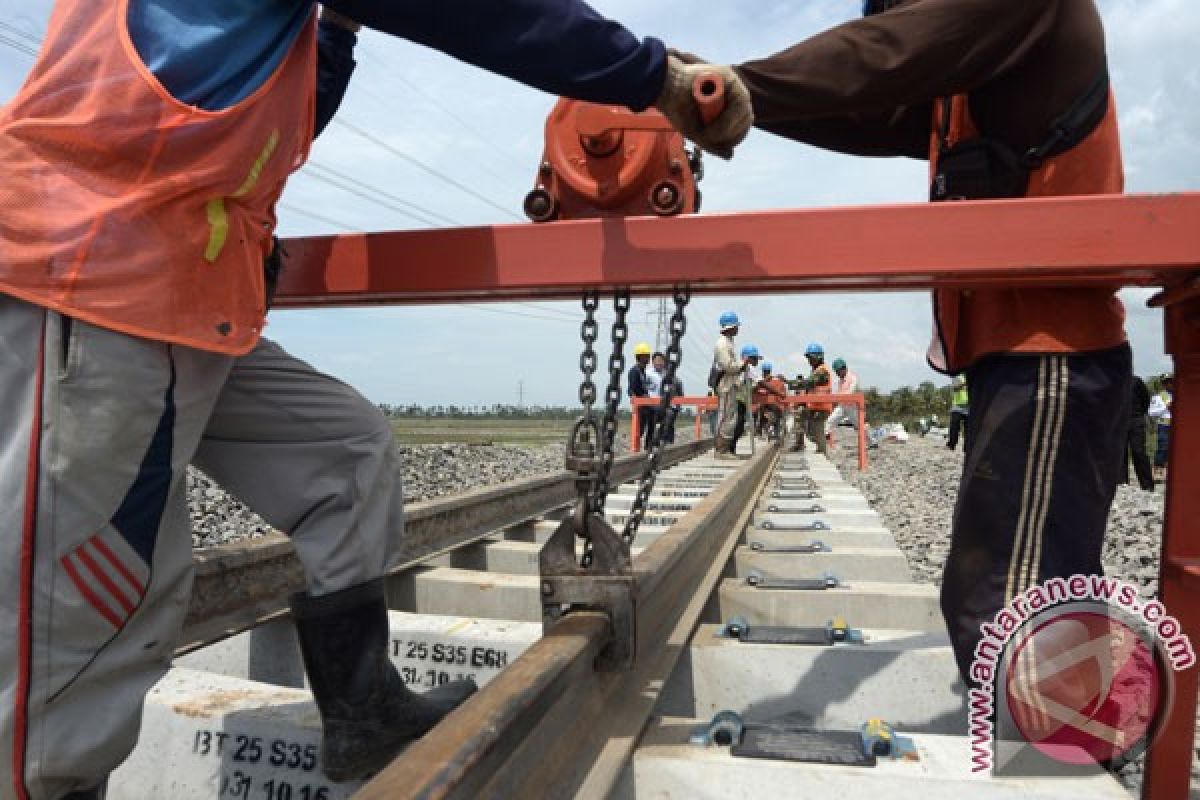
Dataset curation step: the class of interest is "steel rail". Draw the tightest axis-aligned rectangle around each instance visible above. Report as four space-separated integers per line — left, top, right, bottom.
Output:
355 445 779 799
274 193 1200 306
177 438 712 654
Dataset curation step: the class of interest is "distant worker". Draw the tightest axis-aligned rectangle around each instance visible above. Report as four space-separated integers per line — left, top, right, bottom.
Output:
0 0 755 796
628 342 657 450
755 362 788 440
801 343 834 455
825 358 860 438
1121 375 1154 491
718 0 1134 681
712 312 747 459
752 361 771 436
652 351 678 444
649 352 667 396
947 375 969 452
786 371 808 450
1149 375 1174 480
732 345 761 455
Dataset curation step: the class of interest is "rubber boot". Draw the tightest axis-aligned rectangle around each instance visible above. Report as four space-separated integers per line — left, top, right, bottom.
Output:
291 579 478 782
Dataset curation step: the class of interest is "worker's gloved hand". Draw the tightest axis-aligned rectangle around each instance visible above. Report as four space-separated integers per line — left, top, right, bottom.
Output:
655 54 753 160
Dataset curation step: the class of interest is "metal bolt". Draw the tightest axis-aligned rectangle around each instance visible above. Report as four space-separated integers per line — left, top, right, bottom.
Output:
524 188 557 222
650 181 682 215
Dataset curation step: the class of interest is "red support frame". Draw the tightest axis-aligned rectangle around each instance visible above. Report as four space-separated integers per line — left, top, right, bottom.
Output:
278 192 1200 797
275 194 1200 306
1145 292 1200 800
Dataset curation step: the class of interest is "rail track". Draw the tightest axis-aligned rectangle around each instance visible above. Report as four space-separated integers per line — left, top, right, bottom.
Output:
108 437 1131 799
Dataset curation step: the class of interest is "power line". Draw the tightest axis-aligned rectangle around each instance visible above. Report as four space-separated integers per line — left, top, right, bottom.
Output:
0 20 41 45
0 20 39 38
0 34 37 59
460 304 580 324
353 48 530 178
306 161 464 227
510 301 579 319
300 163 451 228
332 118 524 222
277 201 359 232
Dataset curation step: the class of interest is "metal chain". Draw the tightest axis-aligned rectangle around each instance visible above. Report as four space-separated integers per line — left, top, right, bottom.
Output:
622 287 691 542
577 291 600 416
593 290 630 511
578 289 631 568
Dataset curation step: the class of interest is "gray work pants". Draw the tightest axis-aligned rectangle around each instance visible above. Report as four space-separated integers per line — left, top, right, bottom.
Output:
716 386 739 442
0 296 403 799
806 410 830 455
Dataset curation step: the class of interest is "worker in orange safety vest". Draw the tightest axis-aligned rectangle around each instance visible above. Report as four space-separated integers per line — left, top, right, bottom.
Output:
697 0 1134 702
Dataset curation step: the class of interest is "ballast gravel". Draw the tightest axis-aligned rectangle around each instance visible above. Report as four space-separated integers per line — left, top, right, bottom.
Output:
188 430 694 548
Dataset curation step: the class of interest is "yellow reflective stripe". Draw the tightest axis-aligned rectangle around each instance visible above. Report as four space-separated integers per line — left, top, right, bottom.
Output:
204 199 229 263
233 130 280 198
203 130 281 263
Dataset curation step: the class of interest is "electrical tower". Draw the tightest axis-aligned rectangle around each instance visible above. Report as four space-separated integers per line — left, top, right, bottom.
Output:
649 299 668 352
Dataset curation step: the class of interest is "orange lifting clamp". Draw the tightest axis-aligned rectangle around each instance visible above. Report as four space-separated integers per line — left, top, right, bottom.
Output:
524 74 725 221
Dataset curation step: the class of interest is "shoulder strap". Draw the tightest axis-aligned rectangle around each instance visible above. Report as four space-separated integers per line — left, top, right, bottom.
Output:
1023 61 1110 168
935 96 955 159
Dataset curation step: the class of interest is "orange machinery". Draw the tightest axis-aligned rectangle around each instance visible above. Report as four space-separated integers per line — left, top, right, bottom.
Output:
523 75 723 221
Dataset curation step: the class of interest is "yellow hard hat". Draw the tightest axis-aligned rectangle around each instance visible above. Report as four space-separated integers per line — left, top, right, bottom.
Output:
634 342 652 356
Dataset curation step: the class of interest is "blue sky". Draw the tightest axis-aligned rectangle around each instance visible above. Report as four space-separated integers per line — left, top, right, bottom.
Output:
0 0 1194 405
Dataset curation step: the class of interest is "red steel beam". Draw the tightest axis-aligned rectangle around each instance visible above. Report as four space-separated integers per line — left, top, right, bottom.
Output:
275 193 1200 306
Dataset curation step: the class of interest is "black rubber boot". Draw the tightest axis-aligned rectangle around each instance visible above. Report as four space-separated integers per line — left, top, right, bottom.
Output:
290 579 477 782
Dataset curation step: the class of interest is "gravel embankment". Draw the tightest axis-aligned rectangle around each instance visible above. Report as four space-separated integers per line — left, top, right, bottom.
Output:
188 442 569 548
188 428 697 548
831 434 1165 595
830 432 1178 794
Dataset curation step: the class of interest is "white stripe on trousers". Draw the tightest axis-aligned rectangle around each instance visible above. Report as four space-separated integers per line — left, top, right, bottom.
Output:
1004 355 1069 732
1005 356 1069 603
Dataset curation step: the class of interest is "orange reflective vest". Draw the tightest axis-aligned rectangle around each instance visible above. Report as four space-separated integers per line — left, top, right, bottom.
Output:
808 363 834 412
0 1 317 355
925 92 1127 373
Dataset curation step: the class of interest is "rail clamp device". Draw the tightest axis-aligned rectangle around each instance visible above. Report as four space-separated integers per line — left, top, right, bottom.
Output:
524 73 723 222
539 417 635 670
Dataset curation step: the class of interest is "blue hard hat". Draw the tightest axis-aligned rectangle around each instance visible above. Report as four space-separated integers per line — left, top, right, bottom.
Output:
740 344 760 359
762 361 774 372
719 311 740 329
805 342 824 356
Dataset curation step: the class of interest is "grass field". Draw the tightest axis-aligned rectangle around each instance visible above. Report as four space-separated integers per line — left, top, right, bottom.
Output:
390 417 578 446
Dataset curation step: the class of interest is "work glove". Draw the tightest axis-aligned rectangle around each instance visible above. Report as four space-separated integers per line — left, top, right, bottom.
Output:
655 54 753 160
